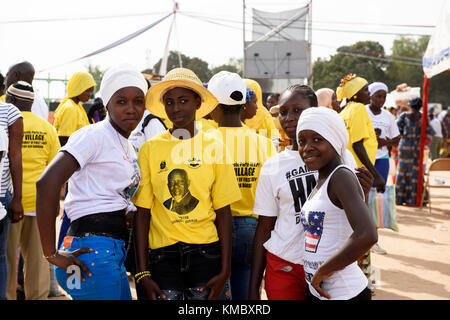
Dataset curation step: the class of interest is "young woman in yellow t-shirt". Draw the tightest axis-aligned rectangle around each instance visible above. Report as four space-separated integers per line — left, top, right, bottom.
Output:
133 68 241 300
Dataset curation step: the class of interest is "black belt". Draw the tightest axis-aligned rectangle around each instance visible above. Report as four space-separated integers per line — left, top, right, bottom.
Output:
67 210 127 241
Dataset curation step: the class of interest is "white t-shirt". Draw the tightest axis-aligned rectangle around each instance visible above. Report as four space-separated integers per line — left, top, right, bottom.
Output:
0 128 8 220
365 106 400 159
0 102 22 197
61 119 141 222
438 110 447 122
253 147 318 264
253 147 358 265
301 164 368 300
31 90 49 121
430 118 443 138
128 110 166 152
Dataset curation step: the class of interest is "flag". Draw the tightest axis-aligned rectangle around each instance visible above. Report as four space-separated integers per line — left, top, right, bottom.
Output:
422 1 450 78
301 210 325 253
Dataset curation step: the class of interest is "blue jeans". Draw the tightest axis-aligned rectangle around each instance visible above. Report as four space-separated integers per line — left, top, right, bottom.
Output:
0 191 12 300
57 183 70 249
55 235 131 300
148 242 221 300
374 157 390 184
229 216 257 300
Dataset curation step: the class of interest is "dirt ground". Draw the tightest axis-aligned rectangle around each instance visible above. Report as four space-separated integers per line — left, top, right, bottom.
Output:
51 160 450 301
368 158 450 300
370 183 450 299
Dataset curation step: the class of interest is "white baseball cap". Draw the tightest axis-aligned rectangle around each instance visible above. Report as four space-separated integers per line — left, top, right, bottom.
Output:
270 105 280 115
207 71 246 106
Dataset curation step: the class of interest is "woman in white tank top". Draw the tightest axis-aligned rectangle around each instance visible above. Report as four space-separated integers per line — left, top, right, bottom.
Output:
296 107 378 300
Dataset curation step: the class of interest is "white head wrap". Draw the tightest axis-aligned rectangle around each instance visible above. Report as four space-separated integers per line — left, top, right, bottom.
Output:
296 106 354 166
368 82 388 97
99 64 148 107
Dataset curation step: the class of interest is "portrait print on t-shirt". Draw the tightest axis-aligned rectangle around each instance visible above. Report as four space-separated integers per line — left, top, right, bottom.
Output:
163 168 199 215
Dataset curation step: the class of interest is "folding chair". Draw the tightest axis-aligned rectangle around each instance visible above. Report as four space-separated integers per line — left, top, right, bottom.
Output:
421 158 450 214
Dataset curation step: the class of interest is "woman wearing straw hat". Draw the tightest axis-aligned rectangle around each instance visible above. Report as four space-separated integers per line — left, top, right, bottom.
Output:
36 65 148 300
133 68 241 300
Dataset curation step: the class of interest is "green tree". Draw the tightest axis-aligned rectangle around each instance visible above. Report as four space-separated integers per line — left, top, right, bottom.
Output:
211 58 244 76
153 51 212 82
312 41 388 91
386 36 450 105
385 36 428 89
86 63 105 89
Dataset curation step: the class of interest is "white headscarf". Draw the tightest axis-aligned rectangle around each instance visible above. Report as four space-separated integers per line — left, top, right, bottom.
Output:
99 64 148 106
296 106 354 166
368 82 388 97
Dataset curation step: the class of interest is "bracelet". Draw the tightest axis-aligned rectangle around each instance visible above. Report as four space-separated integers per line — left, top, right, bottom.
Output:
44 249 58 260
135 271 151 284
134 271 151 278
135 274 151 284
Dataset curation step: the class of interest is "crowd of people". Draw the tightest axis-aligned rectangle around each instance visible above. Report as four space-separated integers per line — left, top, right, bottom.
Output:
0 60 449 301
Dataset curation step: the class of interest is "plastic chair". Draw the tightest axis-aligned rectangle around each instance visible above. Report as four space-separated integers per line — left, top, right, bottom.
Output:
421 158 450 214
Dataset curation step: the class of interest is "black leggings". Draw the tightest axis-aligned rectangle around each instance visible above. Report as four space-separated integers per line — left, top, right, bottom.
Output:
307 286 372 301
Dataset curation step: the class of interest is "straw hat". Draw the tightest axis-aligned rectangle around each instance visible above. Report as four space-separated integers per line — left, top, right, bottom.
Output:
146 68 218 120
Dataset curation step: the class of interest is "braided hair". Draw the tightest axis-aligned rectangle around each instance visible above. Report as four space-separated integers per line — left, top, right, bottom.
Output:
283 84 318 107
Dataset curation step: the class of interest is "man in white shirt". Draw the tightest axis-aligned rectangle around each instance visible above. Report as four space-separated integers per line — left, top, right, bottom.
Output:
5 61 49 121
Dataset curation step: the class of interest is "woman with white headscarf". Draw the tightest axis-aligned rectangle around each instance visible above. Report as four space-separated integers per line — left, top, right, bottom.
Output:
296 107 377 300
35 65 148 300
366 82 400 182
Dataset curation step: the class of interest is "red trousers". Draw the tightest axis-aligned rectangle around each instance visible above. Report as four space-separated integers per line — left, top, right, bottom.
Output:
264 251 307 300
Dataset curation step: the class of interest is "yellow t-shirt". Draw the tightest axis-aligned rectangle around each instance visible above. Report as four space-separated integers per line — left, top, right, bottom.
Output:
200 118 219 132
163 118 219 133
53 99 90 137
133 129 241 249
339 101 378 167
213 127 277 218
21 111 60 213
0 95 5 102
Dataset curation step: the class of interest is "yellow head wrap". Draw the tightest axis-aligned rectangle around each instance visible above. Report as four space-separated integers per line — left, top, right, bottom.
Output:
56 72 96 111
67 72 96 98
243 78 267 129
336 74 368 100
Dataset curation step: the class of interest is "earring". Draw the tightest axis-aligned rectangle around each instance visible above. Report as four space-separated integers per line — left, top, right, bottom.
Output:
353 95 357 100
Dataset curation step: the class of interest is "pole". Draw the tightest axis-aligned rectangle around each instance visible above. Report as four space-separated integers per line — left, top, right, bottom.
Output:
242 0 245 78
416 74 430 206
243 0 246 77
307 0 313 86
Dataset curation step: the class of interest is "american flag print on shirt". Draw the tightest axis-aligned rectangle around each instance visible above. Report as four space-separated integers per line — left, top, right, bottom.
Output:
301 210 325 253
